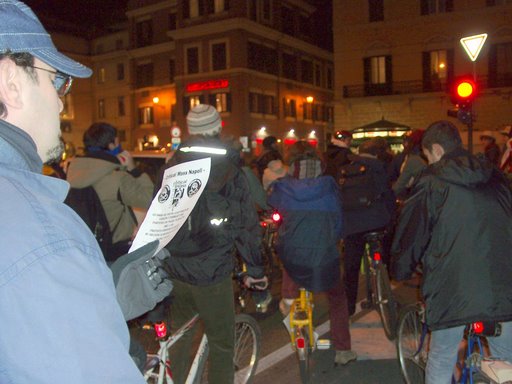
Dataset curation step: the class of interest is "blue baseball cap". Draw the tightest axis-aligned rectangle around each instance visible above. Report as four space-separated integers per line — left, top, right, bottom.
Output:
0 0 92 78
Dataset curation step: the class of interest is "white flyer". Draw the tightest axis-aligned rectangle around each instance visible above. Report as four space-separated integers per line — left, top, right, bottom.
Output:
129 157 211 254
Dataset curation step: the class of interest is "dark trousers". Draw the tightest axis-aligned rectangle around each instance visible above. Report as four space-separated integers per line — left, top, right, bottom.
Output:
170 276 235 384
343 229 391 316
281 269 351 350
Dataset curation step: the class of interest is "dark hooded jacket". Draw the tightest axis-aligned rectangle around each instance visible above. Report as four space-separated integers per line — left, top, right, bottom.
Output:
268 176 343 291
156 135 263 286
392 148 512 330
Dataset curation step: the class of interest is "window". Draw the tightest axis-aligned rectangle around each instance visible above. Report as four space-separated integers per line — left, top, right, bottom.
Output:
247 42 278 75
488 42 512 87
97 67 106 84
301 60 314 84
326 66 333 90
117 63 125 81
281 6 295 35
249 93 275 114
206 0 228 13
420 0 453 15
138 106 154 125
369 0 384 22
118 96 125 116
98 99 105 118
422 49 452 91
185 0 200 18
183 95 203 115
136 20 153 47
303 101 313 121
186 46 199 74
115 39 124 50
168 13 177 30
314 63 322 87
136 63 154 88
211 42 227 71
283 98 297 118
169 60 176 83
363 55 392 96
209 92 231 112
282 52 297 80
248 0 271 23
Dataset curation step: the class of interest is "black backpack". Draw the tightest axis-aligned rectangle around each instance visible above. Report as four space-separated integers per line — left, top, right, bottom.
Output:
65 186 113 256
337 160 380 210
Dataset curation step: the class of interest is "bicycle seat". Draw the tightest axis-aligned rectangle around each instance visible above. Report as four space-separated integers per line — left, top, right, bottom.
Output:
363 231 386 242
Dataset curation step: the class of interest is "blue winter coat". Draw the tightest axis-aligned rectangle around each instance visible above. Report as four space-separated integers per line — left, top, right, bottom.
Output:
268 176 343 291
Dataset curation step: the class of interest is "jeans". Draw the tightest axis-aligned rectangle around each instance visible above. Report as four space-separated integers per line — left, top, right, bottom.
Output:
169 276 235 384
426 321 512 384
281 269 352 350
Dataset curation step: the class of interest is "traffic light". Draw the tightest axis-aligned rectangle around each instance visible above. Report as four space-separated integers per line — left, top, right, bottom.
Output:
447 76 477 125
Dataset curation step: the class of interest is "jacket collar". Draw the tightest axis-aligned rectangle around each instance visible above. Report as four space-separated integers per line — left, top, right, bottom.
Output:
0 119 42 173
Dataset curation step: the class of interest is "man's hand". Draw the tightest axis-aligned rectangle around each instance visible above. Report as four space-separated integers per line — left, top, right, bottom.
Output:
244 275 268 290
117 150 135 171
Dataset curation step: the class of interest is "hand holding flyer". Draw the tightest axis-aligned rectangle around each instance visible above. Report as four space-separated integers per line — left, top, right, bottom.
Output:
129 158 211 255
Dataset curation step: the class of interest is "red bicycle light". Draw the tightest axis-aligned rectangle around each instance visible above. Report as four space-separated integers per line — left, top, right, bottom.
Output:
272 212 281 222
154 322 167 338
472 322 484 334
296 337 305 349
373 252 382 262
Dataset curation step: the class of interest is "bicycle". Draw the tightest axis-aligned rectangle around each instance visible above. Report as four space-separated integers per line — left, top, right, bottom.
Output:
143 312 261 384
287 288 316 384
397 302 512 384
360 231 398 340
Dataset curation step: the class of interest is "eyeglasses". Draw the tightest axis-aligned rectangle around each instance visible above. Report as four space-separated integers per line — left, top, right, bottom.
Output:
28 66 73 97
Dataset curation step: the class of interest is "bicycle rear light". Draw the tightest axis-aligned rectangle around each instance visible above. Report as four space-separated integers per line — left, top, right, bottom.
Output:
272 212 281 222
373 251 382 262
472 322 484 334
296 337 305 349
154 322 167 338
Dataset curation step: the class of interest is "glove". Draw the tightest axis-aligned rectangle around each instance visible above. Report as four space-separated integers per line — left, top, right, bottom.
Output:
244 275 269 290
117 150 135 171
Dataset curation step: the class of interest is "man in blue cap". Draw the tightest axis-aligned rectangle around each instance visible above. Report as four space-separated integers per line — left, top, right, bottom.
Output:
0 2 145 383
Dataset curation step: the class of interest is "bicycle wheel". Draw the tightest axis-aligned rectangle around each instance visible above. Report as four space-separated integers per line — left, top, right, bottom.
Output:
374 263 398 340
234 314 261 384
294 325 312 384
397 304 427 384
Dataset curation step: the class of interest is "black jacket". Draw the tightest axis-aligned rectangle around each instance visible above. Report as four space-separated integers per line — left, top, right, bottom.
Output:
156 136 263 286
323 144 352 178
392 148 512 330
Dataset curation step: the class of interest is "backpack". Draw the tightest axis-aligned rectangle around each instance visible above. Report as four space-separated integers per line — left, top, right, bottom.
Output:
65 186 113 256
336 160 379 210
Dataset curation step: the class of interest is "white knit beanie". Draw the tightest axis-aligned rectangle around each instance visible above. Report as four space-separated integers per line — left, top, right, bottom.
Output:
186 104 222 136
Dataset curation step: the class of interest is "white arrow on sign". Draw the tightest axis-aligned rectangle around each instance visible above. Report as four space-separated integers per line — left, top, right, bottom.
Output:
460 33 488 62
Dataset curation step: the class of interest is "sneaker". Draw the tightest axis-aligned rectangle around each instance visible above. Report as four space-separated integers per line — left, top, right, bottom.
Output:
279 298 295 316
255 291 273 313
334 350 357 366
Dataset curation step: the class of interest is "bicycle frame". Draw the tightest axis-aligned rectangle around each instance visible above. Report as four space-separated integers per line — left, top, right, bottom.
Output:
289 289 315 350
144 314 207 384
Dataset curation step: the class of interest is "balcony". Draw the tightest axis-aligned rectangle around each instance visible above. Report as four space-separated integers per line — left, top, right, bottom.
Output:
342 74 512 98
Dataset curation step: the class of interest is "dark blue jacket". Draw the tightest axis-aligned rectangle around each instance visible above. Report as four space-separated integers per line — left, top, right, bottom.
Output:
268 176 342 291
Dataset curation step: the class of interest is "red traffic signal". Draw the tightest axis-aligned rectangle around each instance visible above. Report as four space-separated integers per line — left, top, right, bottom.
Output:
450 76 477 106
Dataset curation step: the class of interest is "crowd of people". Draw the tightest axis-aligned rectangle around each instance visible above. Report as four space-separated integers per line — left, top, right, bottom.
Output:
2 2 512 383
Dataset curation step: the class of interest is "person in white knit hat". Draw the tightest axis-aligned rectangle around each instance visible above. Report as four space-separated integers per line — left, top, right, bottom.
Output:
154 104 268 384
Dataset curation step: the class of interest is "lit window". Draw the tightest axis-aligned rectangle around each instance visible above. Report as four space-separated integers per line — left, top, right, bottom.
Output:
430 50 447 80
371 56 386 84
138 106 154 125
98 67 106 84
189 0 199 18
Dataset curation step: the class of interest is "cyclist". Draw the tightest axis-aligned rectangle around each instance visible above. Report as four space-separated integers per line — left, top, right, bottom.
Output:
392 120 512 384
155 105 268 384
268 140 356 366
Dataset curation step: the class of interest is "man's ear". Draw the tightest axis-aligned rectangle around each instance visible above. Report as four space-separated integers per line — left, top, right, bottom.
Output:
0 59 24 113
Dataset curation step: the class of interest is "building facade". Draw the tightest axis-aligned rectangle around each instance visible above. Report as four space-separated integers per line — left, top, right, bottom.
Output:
111 0 335 156
333 0 512 151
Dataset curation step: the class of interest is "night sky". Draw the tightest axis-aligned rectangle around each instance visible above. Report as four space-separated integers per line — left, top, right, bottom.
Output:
25 0 332 50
